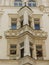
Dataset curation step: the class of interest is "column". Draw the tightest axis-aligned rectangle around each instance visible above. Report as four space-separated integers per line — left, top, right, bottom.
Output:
31 18 34 29
17 18 21 29
33 44 37 59
16 44 20 59
42 40 46 58
23 11 29 25
24 35 30 56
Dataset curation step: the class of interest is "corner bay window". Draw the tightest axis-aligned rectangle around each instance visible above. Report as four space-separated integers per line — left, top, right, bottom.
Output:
36 45 43 59
10 44 17 55
20 42 24 58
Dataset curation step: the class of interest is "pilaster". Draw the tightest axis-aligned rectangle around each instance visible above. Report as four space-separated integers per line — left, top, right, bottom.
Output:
24 35 30 56
23 11 29 25
17 18 21 29
17 44 20 59
31 18 34 29
33 44 37 59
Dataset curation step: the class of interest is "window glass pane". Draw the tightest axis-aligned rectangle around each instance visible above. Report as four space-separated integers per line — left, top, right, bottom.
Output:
11 23 16 29
28 2 36 7
14 0 22 6
10 50 16 55
35 23 40 30
19 2 22 6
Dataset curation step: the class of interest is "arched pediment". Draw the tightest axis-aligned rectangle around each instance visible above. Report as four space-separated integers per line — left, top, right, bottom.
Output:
18 6 33 17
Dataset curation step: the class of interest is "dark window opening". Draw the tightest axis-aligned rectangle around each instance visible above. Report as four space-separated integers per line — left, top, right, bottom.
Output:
21 48 24 58
21 21 23 27
34 23 40 30
36 45 43 59
28 0 36 7
29 20 31 27
30 48 33 58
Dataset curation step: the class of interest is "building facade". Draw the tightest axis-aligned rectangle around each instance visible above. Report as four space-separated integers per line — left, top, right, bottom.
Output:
0 0 49 65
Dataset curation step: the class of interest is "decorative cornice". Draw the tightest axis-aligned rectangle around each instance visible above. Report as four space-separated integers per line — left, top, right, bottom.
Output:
5 25 47 40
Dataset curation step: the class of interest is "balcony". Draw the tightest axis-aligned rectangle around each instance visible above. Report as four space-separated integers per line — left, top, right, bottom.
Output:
28 2 36 7
5 25 47 39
